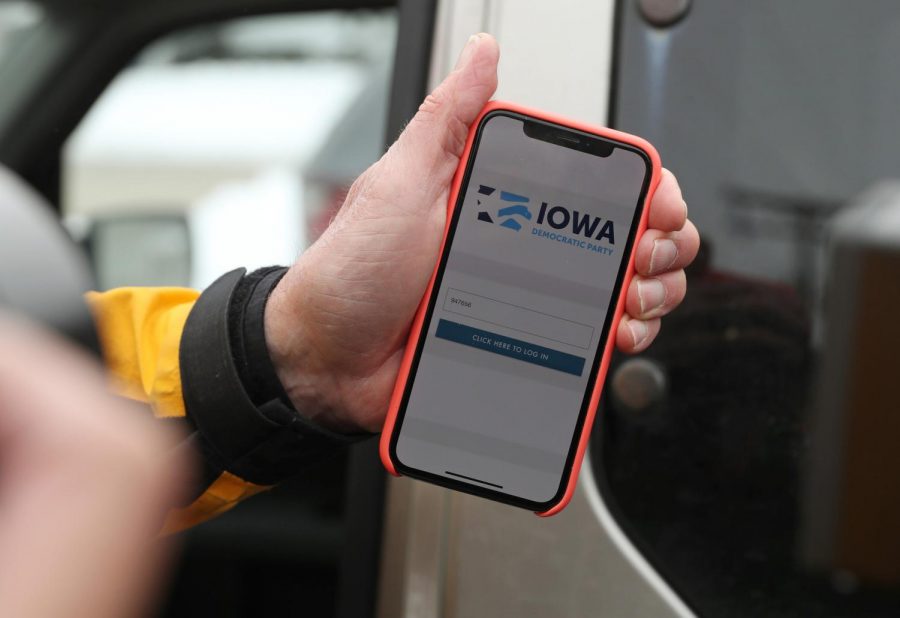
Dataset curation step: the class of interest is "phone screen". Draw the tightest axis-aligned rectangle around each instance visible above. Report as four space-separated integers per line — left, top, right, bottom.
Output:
391 111 652 508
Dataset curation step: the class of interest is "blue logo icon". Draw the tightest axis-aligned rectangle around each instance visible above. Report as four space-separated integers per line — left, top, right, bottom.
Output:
476 185 532 232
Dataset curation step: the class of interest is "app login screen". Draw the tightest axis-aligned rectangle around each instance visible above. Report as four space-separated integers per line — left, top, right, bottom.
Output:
395 114 649 504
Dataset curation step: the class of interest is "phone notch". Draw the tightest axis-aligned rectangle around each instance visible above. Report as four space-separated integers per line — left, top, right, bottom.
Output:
522 118 615 158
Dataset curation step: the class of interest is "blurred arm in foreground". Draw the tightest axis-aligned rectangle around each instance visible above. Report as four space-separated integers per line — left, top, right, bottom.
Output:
0 316 186 618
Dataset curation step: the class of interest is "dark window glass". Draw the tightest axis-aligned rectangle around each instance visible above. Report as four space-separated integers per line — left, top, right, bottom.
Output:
594 1 900 615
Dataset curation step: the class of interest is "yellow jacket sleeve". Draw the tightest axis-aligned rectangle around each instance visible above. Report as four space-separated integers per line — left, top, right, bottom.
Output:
85 287 269 534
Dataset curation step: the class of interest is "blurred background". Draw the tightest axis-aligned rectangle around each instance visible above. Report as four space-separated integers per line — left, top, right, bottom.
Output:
0 0 898 617
63 9 396 291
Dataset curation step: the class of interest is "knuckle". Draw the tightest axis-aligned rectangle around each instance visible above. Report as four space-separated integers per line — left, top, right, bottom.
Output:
344 170 372 208
443 114 469 157
411 90 469 160
417 92 444 117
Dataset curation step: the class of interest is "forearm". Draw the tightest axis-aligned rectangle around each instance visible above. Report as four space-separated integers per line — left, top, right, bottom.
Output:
86 269 363 534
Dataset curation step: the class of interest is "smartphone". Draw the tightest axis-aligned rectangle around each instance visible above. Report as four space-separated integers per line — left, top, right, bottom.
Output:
380 101 661 515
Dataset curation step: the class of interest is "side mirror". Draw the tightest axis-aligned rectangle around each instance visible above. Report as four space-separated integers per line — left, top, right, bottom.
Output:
77 213 191 290
0 167 100 354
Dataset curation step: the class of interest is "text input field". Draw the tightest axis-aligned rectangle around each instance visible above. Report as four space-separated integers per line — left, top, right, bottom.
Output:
443 288 593 350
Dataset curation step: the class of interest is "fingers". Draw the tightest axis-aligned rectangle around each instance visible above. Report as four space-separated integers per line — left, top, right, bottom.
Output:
617 267 687 353
616 169 694 353
387 33 500 200
648 168 688 232
625 269 687 321
633 219 700 276
407 32 499 152
616 316 662 354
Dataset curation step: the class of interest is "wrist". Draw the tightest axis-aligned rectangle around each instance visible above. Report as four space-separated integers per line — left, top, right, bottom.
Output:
179 268 366 495
264 274 362 434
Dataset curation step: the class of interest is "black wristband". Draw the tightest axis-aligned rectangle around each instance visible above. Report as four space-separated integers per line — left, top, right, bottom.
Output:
179 268 367 494
228 266 293 409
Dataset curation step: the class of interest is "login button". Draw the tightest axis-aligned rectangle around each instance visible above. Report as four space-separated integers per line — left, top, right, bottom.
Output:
435 319 586 377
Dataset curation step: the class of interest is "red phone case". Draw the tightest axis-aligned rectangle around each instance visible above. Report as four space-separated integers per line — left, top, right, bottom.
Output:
379 100 662 516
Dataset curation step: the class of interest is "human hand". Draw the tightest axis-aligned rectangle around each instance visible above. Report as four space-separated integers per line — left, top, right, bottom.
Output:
266 33 699 433
0 316 186 618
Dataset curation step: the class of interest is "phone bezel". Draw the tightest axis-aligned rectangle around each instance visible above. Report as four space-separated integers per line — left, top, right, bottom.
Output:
387 109 653 511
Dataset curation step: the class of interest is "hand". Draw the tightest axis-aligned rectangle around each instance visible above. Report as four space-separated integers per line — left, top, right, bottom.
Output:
266 33 699 433
0 316 186 618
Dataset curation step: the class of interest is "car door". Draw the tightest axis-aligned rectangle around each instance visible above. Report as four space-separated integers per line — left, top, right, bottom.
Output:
600 1 900 615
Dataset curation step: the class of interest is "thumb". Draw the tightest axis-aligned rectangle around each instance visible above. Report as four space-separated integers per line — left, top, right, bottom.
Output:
388 33 499 192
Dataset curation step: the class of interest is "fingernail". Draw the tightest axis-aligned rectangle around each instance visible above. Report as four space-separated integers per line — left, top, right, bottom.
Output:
649 238 678 274
628 319 649 349
637 278 667 315
682 199 688 219
455 34 481 69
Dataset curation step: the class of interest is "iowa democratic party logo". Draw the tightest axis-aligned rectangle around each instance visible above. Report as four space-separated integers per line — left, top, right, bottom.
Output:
475 183 617 256
475 185 532 232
